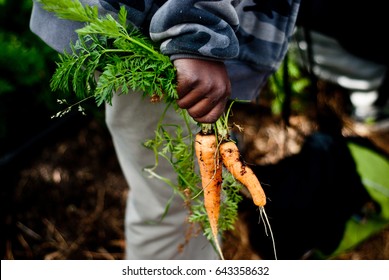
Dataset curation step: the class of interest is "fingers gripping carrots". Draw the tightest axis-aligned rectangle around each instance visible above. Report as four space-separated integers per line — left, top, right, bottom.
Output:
219 141 266 207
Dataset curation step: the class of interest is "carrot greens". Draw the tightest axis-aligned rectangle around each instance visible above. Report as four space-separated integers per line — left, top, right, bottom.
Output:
39 0 176 106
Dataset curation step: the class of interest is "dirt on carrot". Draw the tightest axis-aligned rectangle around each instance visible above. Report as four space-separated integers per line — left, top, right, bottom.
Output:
219 139 277 259
219 140 266 207
194 132 224 259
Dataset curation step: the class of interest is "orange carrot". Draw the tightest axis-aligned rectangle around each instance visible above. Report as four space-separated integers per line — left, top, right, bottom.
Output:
194 132 224 259
219 140 266 207
220 140 278 259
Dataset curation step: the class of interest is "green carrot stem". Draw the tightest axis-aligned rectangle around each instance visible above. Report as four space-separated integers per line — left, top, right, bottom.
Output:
200 123 213 135
199 115 229 140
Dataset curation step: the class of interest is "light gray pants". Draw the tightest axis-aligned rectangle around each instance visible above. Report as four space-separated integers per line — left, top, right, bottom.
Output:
105 92 218 260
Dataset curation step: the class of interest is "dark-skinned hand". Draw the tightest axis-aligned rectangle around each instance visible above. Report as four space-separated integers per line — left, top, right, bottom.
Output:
174 58 231 123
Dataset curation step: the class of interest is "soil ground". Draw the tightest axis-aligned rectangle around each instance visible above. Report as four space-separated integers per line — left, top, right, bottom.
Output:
2 87 389 260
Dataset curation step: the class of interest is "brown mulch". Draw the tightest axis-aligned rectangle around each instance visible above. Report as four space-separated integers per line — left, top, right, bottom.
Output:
2 118 127 260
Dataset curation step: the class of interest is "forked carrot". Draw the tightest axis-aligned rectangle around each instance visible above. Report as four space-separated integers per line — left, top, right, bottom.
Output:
194 132 224 259
219 140 266 207
219 140 277 259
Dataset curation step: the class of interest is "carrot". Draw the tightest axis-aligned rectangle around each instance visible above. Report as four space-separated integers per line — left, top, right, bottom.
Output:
194 132 224 259
219 140 266 207
219 140 278 259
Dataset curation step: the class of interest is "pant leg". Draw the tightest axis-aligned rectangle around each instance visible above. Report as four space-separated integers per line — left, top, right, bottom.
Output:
105 92 219 260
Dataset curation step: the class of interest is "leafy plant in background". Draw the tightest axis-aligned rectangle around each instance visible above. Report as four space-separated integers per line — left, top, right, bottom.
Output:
0 0 103 158
0 0 59 155
268 47 311 117
0 0 56 99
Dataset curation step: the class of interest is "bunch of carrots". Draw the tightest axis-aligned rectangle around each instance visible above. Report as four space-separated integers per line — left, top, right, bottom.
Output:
195 118 272 259
37 0 276 260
